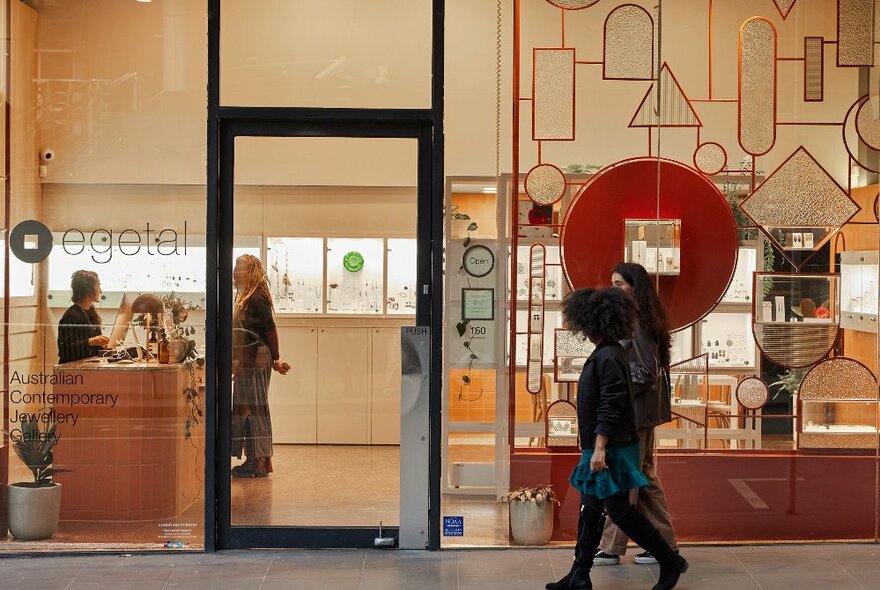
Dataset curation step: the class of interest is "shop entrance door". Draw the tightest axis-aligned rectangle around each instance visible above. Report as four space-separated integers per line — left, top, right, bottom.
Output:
215 119 439 549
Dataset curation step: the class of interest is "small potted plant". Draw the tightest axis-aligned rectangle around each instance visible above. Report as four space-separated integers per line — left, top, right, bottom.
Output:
162 293 198 362
503 485 559 545
4 416 71 540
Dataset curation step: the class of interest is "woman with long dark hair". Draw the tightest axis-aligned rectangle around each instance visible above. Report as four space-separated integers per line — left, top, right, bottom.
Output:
594 262 679 566
231 254 290 478
546 287 687 590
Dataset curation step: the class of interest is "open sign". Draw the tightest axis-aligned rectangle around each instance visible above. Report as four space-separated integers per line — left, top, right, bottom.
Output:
462 244 495 278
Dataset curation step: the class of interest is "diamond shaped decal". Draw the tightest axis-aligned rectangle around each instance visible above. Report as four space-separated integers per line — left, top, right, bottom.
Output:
739 147 859 269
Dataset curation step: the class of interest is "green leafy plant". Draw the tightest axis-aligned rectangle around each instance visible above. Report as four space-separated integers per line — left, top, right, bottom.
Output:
454 210 480 389
769 367 808 400
562 163 602 175
503 485 560 505
3 417 71 488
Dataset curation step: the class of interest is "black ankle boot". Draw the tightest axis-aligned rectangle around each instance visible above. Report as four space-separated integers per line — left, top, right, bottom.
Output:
545 563 592 590
612 507 688 590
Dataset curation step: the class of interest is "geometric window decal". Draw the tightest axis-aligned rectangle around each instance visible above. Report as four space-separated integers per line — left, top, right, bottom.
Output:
694 142 727 176
546 0 600 8
546 400 579 448
739 17 777 156
736 377 770 410
629 63 701 127
804 36 824 102
800 357 877 401
525 163 567 206
533 48 576 141
604 5 654 81
856 99 880 151
739 147 859 269
771 0 798 19
527 244 546 394
670 353 709 375
838 0 874 67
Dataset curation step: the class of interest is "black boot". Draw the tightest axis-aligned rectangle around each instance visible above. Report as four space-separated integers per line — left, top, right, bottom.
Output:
613 507 688 590
545 507 604 590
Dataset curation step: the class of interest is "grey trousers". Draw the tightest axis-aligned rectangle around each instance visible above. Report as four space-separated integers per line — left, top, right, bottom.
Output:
599 427 679 555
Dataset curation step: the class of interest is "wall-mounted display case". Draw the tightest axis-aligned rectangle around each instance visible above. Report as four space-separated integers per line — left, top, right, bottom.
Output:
387 238 418 314
722 246 758 303
840 250 879 333
46 233 260 308
267 237 323 313
698 312 755 368
509 309 561 367
623 219 681 275
510 245 563 302
326 238 384 314
799 400 879 449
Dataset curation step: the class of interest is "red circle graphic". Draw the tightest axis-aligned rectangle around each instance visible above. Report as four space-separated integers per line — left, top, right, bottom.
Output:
560 158 739 331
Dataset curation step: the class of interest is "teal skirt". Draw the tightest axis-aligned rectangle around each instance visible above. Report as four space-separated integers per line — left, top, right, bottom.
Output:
569 443 650 500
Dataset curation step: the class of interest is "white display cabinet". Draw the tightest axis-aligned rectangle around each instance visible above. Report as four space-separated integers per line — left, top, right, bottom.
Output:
670 325 694 364
510 245 564 302
840 250 879 333
267 237 324 313
698 312 755 368
326 238 384 314
386 238 418 314
623 219 681 275
722 246 758 303
46 233 260 308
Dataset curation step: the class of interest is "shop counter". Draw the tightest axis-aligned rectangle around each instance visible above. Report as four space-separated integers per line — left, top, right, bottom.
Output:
51 359 202 522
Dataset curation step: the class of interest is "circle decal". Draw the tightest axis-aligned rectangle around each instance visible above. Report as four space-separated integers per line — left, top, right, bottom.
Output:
462 244 495 278
694 142 727 176
525 164 567 206
10 219 53 264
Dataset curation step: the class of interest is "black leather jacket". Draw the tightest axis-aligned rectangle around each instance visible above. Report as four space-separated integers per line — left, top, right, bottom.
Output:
622 324 672 429
577 340 640 450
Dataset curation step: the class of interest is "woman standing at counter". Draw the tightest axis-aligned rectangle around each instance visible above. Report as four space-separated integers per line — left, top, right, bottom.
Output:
57 270 110 363
232 254 290 478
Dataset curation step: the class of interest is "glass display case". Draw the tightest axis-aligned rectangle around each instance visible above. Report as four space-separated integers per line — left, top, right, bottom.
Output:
799 400 879 449
267 237 324 313
510 245 564 302
623 219 681 275
722 246 758 303
698 312 755 368
509 309 561 366
326 238 384 314
387 238 417 314
840 250 879 333
753 273 839 368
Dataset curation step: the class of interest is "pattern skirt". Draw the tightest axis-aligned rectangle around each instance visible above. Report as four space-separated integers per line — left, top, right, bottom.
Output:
231 344 274 458
569 443 649 500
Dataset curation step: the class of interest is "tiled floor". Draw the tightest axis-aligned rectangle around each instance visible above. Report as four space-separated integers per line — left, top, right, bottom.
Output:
0 544 878 590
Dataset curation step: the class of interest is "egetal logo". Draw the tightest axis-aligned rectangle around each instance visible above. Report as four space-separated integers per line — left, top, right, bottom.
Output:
9 220 53 263
9 220 188 264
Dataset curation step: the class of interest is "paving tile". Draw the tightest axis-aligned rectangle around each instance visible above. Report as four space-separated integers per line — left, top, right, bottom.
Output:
836 560 880 589
732 545 845 576
752 570 864 590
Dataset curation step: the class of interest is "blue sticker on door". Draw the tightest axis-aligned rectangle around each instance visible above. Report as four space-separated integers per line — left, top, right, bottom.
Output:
443 516 464 537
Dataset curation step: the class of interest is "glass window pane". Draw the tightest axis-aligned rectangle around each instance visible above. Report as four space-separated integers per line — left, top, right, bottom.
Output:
220 0 432 108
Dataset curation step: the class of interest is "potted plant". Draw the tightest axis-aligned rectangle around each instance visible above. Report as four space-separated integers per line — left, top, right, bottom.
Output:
162 292 198 363
3 416 71 540
503 485 559 545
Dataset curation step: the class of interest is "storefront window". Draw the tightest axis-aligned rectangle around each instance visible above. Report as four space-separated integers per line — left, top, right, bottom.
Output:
1 0 207 551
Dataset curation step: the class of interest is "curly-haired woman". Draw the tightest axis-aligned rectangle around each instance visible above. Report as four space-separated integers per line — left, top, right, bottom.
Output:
231 254 290 478
546 287 687 590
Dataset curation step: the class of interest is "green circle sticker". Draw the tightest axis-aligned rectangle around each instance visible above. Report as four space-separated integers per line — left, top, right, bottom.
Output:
343 251 365 273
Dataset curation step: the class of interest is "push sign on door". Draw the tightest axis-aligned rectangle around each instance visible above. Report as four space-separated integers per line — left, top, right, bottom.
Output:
462 244 495 278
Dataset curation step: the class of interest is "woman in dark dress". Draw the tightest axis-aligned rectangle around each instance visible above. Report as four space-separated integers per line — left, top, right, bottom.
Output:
57 270 110 363
547 288 687 590
231 254 290 478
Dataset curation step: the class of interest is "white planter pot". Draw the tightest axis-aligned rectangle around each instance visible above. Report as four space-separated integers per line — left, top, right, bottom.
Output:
168 340 187 363
509 499 554 546
7 482 62 541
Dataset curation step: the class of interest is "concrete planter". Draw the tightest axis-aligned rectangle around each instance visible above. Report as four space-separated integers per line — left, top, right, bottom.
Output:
7 483 62 541
509 499 554 546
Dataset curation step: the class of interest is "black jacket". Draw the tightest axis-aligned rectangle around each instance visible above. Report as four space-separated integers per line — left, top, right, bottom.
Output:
622 324 672 429
57 304 102 363
577 340 640 450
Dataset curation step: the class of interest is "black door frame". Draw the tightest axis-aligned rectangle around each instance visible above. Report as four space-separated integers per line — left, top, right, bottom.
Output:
206 0 444 554
213 118 440 549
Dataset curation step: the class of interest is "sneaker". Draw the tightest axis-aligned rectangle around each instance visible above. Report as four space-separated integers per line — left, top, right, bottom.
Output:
633 551 658 564
593 551 621 566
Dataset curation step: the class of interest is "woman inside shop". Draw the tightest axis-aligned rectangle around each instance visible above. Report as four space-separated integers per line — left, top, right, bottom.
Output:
593 262 679 567
547 287 687 590
231 254 290 478
57 270 110 363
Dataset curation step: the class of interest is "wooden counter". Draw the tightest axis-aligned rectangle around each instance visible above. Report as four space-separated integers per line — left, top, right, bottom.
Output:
51 360 203 521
